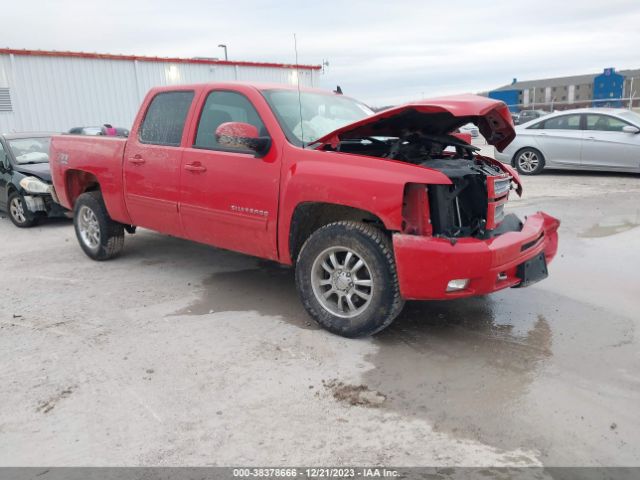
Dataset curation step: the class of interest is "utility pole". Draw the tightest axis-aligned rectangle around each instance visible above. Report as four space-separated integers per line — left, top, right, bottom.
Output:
218 44 228 61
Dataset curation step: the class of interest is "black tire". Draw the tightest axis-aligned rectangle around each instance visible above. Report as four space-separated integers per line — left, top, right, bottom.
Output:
295 221 405 338
8 191 39 228
514 147 545 175
73 191 124 260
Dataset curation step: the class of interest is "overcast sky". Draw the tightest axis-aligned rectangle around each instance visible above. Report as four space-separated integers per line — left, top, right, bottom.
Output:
4 0 640 106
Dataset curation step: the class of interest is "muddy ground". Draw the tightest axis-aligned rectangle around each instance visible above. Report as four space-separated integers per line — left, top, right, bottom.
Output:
0 170 638 467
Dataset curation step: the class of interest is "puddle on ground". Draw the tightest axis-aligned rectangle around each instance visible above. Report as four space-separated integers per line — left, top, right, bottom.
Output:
170 261 319 330
580 217 639 238
363 294 556 450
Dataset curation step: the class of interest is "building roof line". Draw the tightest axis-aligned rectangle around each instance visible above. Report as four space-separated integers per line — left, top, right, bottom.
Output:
493 68 640 91
0 48 322 71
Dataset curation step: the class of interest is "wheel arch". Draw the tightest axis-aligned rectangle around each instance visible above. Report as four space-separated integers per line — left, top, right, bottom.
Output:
288 202 387 264
7 182 18 196
64 169 101 207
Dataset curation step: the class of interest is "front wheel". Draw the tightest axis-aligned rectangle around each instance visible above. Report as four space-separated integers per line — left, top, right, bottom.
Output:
295 221 405 338
514 147 545 175
8 192 39 228
73 191 124 260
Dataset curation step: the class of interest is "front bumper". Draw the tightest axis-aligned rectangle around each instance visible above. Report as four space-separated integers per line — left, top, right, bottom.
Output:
393 212 560 300
23 193 69 218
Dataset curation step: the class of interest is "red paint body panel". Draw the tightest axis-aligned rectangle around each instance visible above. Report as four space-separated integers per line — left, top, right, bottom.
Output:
393 212 560 300
50 82 559 302
276 148 453 264
49 135 131 224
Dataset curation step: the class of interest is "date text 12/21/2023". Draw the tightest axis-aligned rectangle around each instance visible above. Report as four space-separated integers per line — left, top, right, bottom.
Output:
232 468 399 478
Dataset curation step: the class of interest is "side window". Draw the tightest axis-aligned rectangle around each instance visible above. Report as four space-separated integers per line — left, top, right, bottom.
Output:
585 115 629 132
194 91 267 150
541 115 581 130
139 91 194 146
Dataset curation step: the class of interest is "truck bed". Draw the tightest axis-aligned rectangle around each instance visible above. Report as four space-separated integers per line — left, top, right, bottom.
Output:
49 135 131 224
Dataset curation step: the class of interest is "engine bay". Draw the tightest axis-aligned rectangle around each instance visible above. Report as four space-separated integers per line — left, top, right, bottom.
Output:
326 132 507 238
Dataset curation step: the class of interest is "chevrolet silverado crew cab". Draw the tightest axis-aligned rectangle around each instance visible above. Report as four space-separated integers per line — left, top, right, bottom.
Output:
50 83 559 337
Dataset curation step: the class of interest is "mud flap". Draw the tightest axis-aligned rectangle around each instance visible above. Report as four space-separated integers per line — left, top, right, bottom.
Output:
514 252 548 288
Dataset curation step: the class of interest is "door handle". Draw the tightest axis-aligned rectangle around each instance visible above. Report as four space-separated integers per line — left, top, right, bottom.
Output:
184 162 207 173
128 154 145 165
586 136 596 140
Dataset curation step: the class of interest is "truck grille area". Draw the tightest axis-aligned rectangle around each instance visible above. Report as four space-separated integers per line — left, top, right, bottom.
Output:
423 158 504 238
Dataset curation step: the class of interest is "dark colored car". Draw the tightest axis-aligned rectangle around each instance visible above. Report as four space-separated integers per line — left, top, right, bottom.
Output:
515 110 548 125
68 126 130 137
0 133 68 228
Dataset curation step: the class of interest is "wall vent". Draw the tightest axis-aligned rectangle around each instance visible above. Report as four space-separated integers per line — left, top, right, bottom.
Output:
0 88 12 112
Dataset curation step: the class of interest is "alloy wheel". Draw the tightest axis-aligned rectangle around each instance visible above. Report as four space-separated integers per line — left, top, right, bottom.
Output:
311 246 374 318
9 197 27 224
518 150 540 173
78 205 101 250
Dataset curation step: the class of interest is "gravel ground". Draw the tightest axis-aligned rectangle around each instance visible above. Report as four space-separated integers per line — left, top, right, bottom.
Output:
0 167 638 467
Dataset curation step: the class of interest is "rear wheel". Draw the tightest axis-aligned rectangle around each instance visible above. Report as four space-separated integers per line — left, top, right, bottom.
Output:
514 148 545 175
73 191 124 260
295 221 404 338
8 192 39 228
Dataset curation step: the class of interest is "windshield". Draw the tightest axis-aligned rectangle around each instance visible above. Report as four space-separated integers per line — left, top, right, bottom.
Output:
262 89 374 146
617 110 640 126
8 137 51 164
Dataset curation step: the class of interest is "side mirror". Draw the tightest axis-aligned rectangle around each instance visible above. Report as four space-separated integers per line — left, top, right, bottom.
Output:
622 125 640 134
215 122 271 156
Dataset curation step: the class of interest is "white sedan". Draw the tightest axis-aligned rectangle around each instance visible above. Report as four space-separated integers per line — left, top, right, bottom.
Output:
459 123 480 137
494 108 640 174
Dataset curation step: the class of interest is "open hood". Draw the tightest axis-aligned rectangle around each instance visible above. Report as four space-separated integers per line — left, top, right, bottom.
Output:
314 94 516 152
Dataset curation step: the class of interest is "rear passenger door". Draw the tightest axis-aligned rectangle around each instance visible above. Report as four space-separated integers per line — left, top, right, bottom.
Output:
179 89 280 259
534 114 583 166
123 90 195 236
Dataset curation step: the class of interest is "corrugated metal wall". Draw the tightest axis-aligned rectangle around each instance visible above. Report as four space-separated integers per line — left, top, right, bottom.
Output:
0 53 319 133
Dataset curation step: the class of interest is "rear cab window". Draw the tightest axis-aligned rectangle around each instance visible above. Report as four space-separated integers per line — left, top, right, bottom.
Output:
139 91 195 146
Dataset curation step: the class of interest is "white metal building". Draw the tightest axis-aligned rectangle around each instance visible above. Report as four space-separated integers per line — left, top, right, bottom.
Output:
0 49 321 133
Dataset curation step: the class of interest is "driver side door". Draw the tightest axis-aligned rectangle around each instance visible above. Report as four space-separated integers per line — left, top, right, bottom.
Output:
179 89 281 260
581 114 640 170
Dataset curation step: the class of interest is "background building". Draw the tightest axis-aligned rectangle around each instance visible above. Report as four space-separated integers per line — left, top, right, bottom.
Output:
0 49 321 133
488 67 640 111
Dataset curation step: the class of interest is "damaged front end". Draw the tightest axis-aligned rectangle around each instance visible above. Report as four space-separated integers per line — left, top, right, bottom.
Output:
313 94 521 239
313 94 559 299
424 158 512 239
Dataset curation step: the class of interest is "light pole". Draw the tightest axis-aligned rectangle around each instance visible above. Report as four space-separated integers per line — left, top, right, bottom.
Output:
218 44 228 61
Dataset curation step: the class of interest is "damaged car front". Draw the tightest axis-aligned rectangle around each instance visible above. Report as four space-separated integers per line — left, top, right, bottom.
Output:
0 134 68 228
312 94 560 300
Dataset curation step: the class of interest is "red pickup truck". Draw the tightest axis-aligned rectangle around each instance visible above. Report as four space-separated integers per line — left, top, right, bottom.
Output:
50 83 559 337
